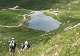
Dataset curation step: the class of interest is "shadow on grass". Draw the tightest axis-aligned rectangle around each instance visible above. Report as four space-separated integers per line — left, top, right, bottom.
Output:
0 0 75 10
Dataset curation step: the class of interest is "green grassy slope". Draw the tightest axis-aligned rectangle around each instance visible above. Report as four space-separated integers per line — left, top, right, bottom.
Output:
0 0 80 56
0 10 23 26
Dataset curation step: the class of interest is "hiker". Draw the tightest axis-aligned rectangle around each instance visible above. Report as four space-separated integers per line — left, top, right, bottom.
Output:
8 38 16 54
20 41 30 51
20 42 25 51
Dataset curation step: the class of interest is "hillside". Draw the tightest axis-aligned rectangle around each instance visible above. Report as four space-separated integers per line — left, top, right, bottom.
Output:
0 0 80 56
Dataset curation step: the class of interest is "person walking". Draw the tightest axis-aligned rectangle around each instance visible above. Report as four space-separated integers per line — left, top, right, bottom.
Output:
8 37 16 56
20 41 30 51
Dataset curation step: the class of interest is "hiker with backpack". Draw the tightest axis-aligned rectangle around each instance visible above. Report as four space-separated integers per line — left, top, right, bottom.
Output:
8 37 16 55
20 41 30 51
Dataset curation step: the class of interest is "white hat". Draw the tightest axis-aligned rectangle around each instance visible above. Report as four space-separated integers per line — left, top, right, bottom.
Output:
25 41 28 45
11 38 15 40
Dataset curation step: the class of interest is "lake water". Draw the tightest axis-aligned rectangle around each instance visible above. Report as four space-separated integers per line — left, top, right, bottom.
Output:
26 11 61 32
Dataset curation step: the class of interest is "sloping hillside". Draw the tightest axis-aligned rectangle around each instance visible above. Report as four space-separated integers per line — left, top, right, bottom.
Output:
0 0 80 56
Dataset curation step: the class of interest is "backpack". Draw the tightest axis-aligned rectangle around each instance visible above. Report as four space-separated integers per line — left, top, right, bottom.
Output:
27 44 30 48
21 43 25 49
9 40 16 48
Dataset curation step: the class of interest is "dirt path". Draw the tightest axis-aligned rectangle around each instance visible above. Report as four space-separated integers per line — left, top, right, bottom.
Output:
64 23 80 31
